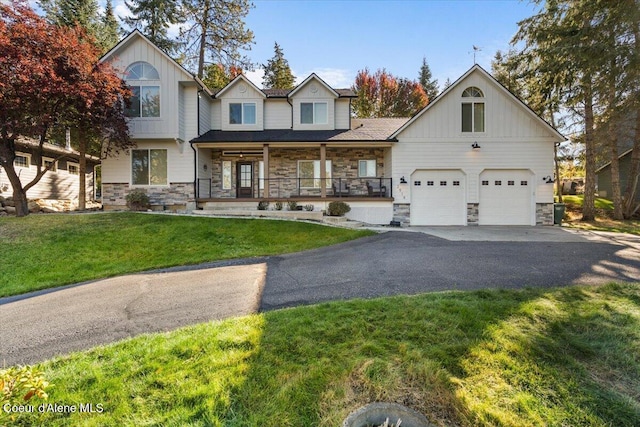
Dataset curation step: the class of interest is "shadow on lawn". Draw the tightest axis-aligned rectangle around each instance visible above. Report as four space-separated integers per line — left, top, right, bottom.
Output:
225 284 640 426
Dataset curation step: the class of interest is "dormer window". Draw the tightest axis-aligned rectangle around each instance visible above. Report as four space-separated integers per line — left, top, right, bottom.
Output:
124 62 160 118
462 86 484 133
230 103 256 125
301 102 328 124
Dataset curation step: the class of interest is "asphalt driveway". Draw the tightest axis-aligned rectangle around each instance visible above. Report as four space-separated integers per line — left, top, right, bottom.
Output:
2 226 639 366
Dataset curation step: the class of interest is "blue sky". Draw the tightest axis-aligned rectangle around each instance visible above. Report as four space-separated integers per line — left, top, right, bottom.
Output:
241 0 539 90
28 0 540 90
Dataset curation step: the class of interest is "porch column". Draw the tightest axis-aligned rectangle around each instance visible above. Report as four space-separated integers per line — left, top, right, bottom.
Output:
263 144 269 198
320 144 327 198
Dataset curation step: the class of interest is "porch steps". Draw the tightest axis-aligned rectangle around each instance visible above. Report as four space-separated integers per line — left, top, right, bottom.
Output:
202 201 260 210
322 216 364 228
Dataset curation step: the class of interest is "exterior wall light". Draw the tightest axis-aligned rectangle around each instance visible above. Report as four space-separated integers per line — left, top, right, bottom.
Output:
400 176 407 184
471 142 481 149
543 176 554 183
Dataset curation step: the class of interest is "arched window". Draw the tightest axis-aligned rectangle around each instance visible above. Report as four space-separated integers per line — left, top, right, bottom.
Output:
124 62 160 118
461 86 484 132
462 86 484 98
124 62 159 80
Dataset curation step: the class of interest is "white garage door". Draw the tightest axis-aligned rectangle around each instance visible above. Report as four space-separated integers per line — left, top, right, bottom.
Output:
479 169 533 225
410 170 466 225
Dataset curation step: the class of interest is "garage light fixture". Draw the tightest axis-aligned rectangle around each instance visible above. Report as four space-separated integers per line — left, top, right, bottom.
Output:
471 142 481 149
400 176 407 184
543 176 554 184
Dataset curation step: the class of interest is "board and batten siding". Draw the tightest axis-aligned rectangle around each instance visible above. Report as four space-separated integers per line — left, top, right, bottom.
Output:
391 69 558 207
334 99 351 130
105 36 192 139
198 94 212 136
218 82 265 131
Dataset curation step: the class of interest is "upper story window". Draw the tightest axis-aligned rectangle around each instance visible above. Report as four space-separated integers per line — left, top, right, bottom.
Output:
301 102 328 124
42 157 57 172
124 62 160 118
462 86 484 133
14 153 30 168
230 103 256 125
68 162 80 175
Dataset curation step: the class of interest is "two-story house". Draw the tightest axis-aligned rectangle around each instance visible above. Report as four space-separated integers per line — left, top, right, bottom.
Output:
101 30 564 226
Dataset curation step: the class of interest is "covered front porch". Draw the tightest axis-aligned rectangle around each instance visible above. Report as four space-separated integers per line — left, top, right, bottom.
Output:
193 143 394 202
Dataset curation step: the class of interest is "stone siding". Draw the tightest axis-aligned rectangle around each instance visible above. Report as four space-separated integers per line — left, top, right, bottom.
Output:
103 182 194 210
208 147 386 199
467 203 479 225
393 203 410 226
536 203 554 225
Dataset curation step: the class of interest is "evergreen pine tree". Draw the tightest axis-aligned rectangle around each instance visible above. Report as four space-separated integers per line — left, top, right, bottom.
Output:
124 0 183 54
262 42 295 89
100 0 121 52
418 56 439 102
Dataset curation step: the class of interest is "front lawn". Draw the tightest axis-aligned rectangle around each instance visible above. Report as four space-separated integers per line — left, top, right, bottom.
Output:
0 213 373 297
6 283 639 426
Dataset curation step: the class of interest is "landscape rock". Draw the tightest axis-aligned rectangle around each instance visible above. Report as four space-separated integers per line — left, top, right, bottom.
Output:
5 206 16 214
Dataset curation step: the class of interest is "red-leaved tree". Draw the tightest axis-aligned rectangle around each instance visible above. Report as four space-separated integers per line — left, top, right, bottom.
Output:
352 68 428 118
0 1 132 216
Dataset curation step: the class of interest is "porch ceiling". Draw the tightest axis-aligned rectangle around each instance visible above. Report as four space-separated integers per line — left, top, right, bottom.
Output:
192 141 394 149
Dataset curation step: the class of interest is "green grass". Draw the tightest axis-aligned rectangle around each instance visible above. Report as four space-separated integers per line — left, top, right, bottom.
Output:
0 213 373 297
559 194 614 210
6 284 640 426
559 195 640 235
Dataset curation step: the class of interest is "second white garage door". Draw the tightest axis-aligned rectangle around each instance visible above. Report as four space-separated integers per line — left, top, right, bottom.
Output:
479 169 533 225
410 170 466 225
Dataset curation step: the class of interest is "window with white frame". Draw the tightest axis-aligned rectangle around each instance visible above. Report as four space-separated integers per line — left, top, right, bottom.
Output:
131 149 167 185
14 153 30 168
358 160 377 177
461 86 485 133
68 162 79 175
229 103 256 125
124 62 160 118
300 102 328 124
298 160 332 188
42 157 57 172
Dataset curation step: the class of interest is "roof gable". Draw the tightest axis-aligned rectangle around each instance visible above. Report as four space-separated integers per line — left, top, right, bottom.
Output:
100 30 212 94
391 64 565 141
216 74 266 99
289 73 339 98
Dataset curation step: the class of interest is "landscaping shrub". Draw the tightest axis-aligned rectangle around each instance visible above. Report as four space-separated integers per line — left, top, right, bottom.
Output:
287 201 298 211
125 189 150 211
0 365 51 424
304 204 314 211
327 201 351 216
274 201 283 211
257 200 269 210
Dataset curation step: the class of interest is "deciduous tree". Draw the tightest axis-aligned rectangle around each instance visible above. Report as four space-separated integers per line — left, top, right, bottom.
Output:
352 68 428 118
0 1 131 216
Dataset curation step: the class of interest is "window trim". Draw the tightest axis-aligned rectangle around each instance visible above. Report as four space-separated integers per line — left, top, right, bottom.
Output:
358 159 377 178
67 162 80 175
14 152 31 169
298 160 332 189
461 86 485 133
229 102 257 125
42 156 57 172
131 148 168 187
300 102 328 125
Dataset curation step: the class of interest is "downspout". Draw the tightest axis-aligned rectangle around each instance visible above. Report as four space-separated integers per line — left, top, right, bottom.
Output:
193 87 204 201
287 96 294 129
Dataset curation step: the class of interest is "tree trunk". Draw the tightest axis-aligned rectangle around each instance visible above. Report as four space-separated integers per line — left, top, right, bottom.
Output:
623 112 640 218
607 51 624 220
78 130 87 211
582 77 597 221
196 2 210 79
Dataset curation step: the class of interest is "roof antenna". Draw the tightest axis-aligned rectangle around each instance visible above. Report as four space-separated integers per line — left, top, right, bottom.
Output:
470 45 482 64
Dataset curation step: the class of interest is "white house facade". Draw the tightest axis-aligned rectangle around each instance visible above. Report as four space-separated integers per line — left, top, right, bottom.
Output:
100 31 564 226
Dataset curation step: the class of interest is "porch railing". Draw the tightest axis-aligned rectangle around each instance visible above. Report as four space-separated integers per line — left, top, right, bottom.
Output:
196 177 392 199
